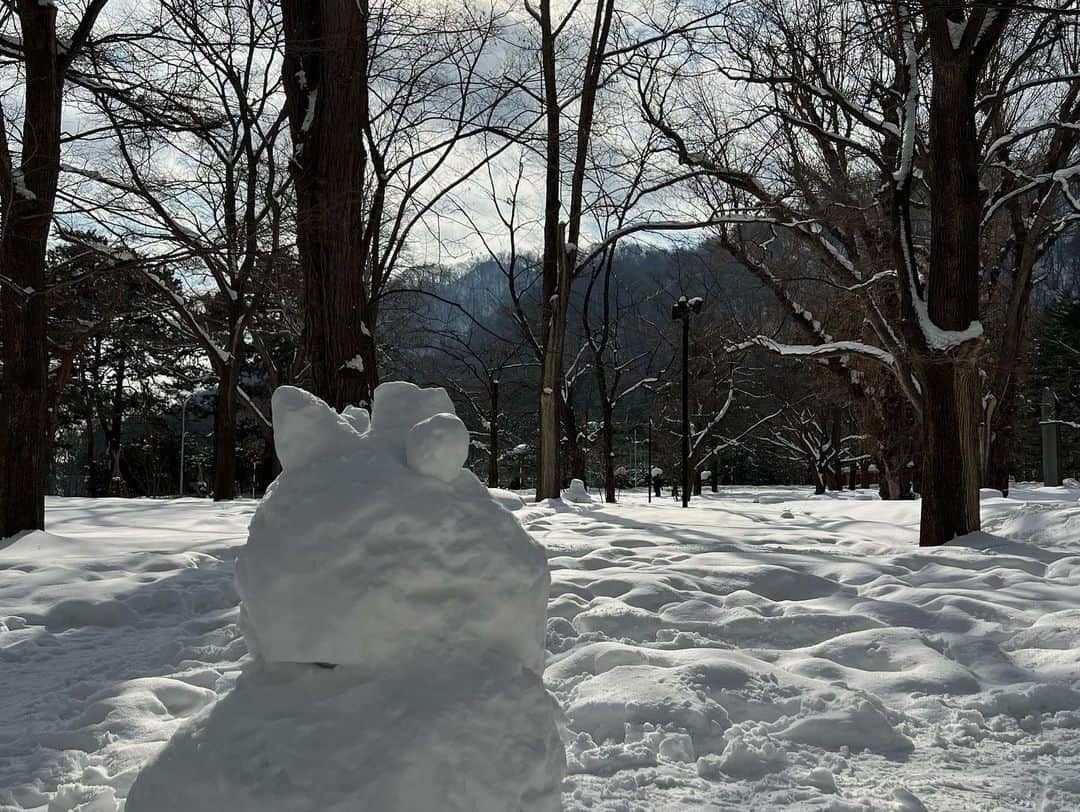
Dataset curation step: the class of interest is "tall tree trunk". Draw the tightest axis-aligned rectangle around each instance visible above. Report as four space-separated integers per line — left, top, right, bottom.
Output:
282 0 377 409
213 364 238 501
537 230 570 498
487 380 499 488
85 341 102 497
0 3 63 535
535 0 613 500
919 36 984 546
880 471 900 501
106 354 127 496
984 390 1016 496
534 0 563 500
566 398 587 485
85 407 98 498
983 227 1040 497
601 403 615 503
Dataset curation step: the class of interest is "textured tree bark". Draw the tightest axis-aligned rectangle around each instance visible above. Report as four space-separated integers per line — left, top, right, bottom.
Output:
919 363 981 544
601 403 615 503
0 2 64 535
880 471 900 501
282 0 376 409
536 228 571 499
561 390 587 486
534 0 564 500
985 395 1014 496
535 0 614 500
487 381 499 488
85 411 98 498
588 337 617 502
212 364 238 501
982 218 1040 497
918 29 985 546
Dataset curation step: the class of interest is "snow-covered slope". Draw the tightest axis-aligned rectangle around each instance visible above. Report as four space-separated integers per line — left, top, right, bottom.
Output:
2 485 1080 810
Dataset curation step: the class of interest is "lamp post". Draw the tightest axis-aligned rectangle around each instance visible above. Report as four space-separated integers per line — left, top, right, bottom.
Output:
1041 387 1061 487
671 295 703 508
647 417 652 503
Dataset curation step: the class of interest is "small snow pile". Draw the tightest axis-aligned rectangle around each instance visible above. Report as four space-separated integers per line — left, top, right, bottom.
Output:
564 478 593 504
127 382 564 811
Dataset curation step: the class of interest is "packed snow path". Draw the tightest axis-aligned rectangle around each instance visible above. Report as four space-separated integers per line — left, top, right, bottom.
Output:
2 486 1080 810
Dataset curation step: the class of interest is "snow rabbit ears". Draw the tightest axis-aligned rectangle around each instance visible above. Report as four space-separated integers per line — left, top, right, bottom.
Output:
271 382 469 482
271 386 366 470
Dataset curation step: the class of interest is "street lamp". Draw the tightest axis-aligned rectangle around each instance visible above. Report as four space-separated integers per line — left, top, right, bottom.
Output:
647 417 653 503
671 295 703 508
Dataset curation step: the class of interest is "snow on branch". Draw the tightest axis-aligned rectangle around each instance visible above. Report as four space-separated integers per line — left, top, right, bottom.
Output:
748 337 896 368
1042 419 1080 430
910 291 984 351
237 386 272 430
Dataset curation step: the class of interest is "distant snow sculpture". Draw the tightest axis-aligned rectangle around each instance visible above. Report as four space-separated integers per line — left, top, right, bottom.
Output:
563 478 593 504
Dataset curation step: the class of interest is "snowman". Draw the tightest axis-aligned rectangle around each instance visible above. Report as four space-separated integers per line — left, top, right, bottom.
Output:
127 382 565 811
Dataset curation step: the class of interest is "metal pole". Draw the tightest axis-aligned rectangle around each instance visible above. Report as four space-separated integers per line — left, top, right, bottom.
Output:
1042 387 1061 487
681 314 690 508
647 417 653 503
180 393 192 496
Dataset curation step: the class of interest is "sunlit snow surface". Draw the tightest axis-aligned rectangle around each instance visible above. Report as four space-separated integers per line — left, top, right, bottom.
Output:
3 485 1080 810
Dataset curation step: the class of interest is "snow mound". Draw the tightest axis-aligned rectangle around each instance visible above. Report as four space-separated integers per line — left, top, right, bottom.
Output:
129 382 564 811
126 660 563 812
489 488 526 511
564 478 593 504
777 698 914 754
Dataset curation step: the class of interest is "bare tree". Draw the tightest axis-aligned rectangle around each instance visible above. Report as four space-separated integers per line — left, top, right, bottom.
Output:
72 0 287 500
762 401 862 495
977 10 1080 493
399 269 534 488
636 0 1075 545
525 0 721 499
281 0 516 409
0 0 114 533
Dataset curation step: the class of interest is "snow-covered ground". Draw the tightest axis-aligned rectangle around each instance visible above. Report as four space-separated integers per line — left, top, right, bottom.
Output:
3 485 1080 811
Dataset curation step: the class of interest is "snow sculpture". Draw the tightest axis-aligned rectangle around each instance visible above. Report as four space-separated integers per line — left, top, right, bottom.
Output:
126 382 565 812
564 477 593 504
